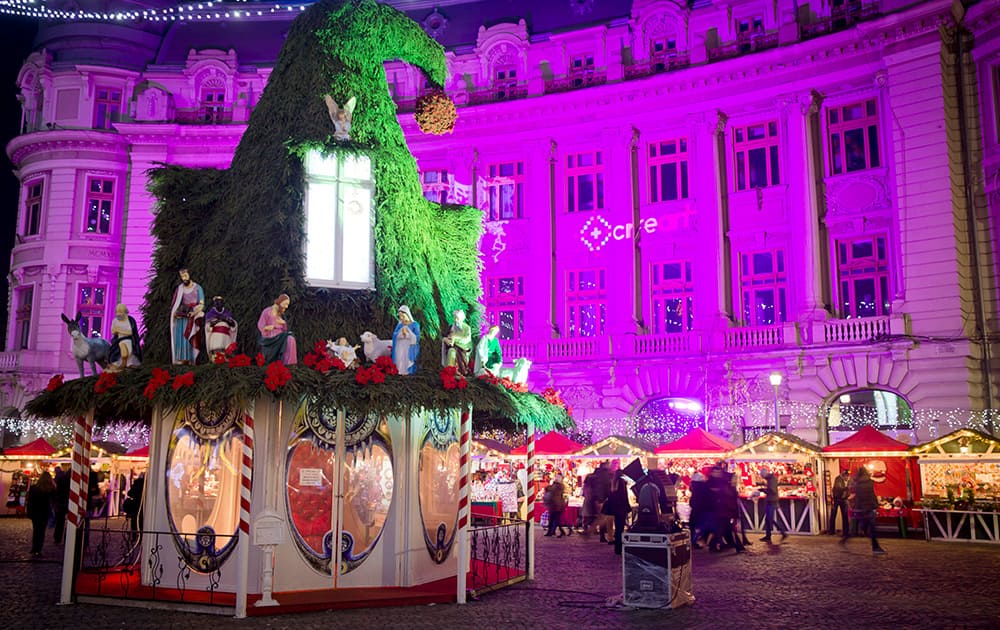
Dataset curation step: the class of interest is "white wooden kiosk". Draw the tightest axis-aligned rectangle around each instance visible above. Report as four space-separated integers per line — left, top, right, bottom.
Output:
728 432 822 536
912 428 1000 544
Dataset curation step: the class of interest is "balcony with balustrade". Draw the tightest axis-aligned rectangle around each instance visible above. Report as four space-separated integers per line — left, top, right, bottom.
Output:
498 314 907 365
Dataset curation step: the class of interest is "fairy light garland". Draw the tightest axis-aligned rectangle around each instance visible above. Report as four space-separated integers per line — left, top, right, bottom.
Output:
0 417 148 451
0 0 311 23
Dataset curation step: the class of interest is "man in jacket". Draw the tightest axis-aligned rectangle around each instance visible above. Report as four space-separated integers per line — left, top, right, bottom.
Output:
758 467 788 543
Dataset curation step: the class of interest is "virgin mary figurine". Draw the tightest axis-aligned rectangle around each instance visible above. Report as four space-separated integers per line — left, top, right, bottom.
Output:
392 305 420 374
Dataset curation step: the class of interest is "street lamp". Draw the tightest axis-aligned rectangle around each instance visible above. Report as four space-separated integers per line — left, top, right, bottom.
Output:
769 372 783 432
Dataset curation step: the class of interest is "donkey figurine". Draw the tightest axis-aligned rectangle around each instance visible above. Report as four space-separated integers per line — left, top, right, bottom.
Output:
61 312 111 378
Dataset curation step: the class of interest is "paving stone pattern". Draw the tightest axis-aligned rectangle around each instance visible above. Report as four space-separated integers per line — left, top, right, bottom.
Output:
2 518 999 629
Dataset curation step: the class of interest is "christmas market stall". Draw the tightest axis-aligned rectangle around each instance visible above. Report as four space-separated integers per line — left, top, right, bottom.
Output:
470 439 518 521
911 428 1000 544
510 432 583 526
0 438 56 515
653 428 736 523
821 426 921 537
728 432 822 535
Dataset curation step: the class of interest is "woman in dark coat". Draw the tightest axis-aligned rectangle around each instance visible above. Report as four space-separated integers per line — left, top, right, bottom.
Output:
26 471 54 557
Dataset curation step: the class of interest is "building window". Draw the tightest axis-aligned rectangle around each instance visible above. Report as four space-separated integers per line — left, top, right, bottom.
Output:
737 16 765 53
566 151 604 213
421 169 450 204
486 161 524 220
484 276 524 340
650 261 694 333
567 269 606 337
569 54 595 86
303 151 374 289
828 99 880 175
77 285 107 337
85 178 114 234
93 86 122 130
733 121 780 190
493 65 518 99
739 249 787 326
835 234 891 318
23 180 42 237
200 84 226 123
648 138 689 203
14 286 33 350
993 65 1000 143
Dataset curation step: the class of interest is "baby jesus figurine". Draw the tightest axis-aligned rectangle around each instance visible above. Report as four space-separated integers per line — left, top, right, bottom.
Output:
326 337 361 368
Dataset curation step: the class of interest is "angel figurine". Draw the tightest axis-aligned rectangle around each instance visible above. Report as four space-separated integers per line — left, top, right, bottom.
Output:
325 95 357 141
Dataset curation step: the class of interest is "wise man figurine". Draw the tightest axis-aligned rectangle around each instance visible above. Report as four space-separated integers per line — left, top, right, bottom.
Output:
441 309 473 374
205 295 238 356
170 268 205 364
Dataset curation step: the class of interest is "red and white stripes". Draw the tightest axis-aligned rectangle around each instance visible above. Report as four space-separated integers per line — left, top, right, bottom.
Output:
67 414 93 528
457 408 471 530
526 430 536 523
239 413 254 535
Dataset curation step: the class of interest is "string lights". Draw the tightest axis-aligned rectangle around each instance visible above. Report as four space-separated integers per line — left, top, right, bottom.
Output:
0 0 311 23
0 417 148 451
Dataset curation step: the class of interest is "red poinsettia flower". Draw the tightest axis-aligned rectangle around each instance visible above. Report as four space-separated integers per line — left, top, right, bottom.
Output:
255 353 266 366
94 371 118 394
213 352 227 365
143 368 172 399
374 355 398 375
46 374 64 392
228 353 252 368
264 361 292 392
225 342 239 356
354 366 372 385
172 371 195 390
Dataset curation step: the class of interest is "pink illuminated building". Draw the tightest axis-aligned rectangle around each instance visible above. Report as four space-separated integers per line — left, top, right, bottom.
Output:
3 0 999 446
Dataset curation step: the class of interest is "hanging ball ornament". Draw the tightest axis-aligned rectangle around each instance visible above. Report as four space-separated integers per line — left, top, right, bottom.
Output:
414 90 457 135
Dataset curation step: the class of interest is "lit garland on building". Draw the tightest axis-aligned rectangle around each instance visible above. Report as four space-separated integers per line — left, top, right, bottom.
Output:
0 0 312 23
0 417 149 451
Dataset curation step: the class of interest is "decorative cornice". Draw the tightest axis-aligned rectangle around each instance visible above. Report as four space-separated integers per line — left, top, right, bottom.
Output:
7 130 127 166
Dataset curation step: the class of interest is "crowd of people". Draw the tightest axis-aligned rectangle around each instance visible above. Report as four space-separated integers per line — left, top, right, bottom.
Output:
538 460 889 557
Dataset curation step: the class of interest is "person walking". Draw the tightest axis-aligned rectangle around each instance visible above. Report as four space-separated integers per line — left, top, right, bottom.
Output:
758 467 788 543
543 475 570 537
52 463 70 544
829 468 851 536
27 471 55 557
604 470 632 555
842 466 886 555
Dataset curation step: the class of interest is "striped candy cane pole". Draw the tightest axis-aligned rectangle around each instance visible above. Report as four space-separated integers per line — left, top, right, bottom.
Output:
67 414 92 527
62 411 92 605
456 406 472 604
526 419 536 581
236 411 254 618
240 413 254 535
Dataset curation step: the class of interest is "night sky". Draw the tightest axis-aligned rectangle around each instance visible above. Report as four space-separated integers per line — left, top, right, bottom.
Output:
0 17 38 347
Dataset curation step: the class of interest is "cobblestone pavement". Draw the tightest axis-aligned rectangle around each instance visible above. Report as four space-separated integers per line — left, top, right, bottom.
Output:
2 517 999 629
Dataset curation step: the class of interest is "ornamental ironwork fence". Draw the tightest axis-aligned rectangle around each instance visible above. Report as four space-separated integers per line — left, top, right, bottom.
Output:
468 515 529 597
74 517 235 608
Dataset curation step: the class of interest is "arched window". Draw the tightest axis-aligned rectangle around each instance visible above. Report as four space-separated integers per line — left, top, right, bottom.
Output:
828 389 912 435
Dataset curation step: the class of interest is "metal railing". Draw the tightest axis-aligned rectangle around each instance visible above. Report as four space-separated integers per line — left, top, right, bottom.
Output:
544 72 608 95
468 516 528 597
76 519 234 607
623 54 691 80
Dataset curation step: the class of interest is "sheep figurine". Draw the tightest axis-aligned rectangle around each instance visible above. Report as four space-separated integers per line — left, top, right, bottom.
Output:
360 331 392 362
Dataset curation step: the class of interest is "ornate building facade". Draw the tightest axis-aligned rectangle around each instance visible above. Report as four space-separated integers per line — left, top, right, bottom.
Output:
3 0 999 446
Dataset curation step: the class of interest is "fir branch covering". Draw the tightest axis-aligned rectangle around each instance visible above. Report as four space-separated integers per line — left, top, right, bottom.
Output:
142 0 483 368
25 363 572 433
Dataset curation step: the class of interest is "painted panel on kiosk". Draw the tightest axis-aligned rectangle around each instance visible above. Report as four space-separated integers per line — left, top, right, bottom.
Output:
285 398 394 575
164 403 245 573
418 409 460 563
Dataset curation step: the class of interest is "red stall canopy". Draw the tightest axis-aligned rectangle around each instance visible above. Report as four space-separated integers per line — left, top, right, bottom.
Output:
3 438 56 457
823 426 910 454
510 432 583 457
654 428 735 455
824 426 915 500
123 445 149 459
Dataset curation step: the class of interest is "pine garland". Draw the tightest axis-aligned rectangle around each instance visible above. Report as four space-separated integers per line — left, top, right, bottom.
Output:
25 363 572 432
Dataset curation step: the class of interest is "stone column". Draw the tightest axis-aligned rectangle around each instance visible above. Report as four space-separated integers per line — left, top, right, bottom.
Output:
687 110 731 348
779 90 828 322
